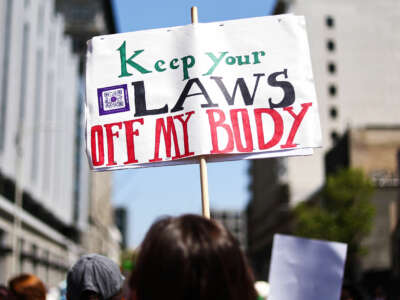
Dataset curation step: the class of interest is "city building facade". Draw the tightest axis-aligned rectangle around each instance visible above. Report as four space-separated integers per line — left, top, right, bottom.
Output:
114 206 128 250
326 127 400 277
0 0 82 285
247 158 290 279
0 0 120 285
247 0 400 280
82 172 121 262
55 0 121 263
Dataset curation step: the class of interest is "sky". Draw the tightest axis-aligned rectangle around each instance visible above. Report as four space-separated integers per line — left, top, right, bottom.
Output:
111 0 277 248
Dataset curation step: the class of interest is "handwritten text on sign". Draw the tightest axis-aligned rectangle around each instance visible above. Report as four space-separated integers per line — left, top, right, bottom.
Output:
85 15 321 170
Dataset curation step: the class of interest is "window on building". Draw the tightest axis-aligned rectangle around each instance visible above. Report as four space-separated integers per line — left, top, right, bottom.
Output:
0 0 13 152
328 84 337 97
327 39 335 52
73 39 81 53
32 244 38 273
42 71 53 193
31 49 43 181
234 226 240 235
326 16 335 28
0 230 6 283
328 62 337 74
44 250 50 283
48 31 54 58
37 4 44 36
330 107 338 119
18 23 30 132
18 238 24 273
331 131 339 144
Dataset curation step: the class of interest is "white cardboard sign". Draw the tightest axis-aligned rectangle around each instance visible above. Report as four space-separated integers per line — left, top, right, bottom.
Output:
269 234 347 300
85 14 321 170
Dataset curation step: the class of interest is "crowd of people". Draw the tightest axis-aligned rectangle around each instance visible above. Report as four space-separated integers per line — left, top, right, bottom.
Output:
0 215 259 300
0 214 390 300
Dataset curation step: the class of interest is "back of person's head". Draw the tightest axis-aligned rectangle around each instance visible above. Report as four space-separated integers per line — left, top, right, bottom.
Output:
8 274 46 300
0 284 15 300
130 214 257 300
66 253 124 300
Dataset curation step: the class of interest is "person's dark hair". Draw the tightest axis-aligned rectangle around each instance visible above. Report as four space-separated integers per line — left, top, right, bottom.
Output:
80 290 123 300
130 214 257 300
80 290 101 300
0 285 15 300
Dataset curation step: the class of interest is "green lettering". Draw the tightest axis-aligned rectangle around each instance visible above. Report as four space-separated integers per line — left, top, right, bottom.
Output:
170 58 179 69
155 60 166 72
181 55 195 81
252 51 266 65
117 41 152 78
202 51 228 76
226 56 236 65
236 55 250 65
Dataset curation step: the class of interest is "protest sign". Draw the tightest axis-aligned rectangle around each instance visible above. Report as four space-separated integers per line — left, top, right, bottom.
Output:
268 234 347 300
85 14 321 170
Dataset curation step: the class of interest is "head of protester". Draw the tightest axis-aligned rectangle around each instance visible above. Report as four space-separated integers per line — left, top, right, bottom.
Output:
130 214 258 300
66 253 124 300
8 274 46 300
0 285 12 300
0 284 16 300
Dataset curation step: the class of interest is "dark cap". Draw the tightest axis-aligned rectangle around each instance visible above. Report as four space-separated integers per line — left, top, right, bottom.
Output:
67 254 124 300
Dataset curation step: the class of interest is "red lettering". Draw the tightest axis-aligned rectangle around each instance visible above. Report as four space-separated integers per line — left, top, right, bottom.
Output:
174 111 195 158
91 125 105 166
281 102 312 149
206 109 234 154
254 108 283 149
230 109 253 152
149 116 181 162
104 122 122 166
123 118 144 165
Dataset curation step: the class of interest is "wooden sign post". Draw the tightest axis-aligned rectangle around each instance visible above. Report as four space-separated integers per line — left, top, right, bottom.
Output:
199 156 210 219
191 6 211 219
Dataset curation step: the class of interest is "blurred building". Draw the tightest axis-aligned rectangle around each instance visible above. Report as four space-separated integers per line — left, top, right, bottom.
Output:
247 158 289 279
0 0 81 285
273 0 400 207
114 207 128 250
326 127 400 279
55 0 116 72
211 209 247 250
0 0 119 285
247 0 400 280
55 0 120 263
82 172 121 262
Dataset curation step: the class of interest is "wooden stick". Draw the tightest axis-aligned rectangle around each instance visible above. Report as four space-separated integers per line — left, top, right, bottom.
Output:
191 6 211 219
199 156 210 218
191 6 198 24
